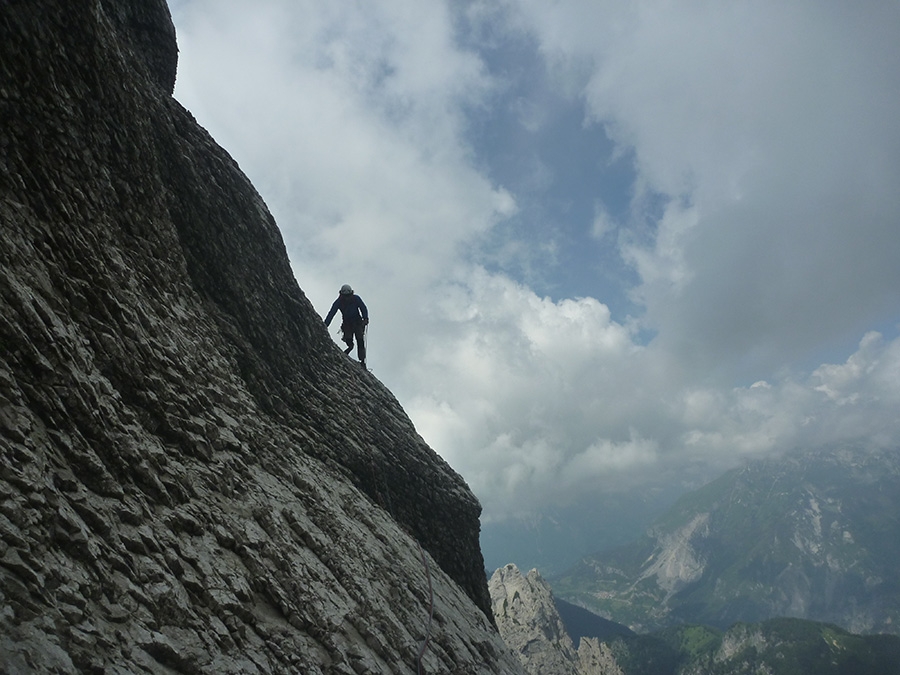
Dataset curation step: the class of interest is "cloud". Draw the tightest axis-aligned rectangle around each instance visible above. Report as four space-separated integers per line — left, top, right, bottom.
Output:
174 0 519 361
591 201 615 240
406 268 900 517
401 269 651 511
171 0 900 522
516 0 900 373
407 281 900 514
174 0 507 270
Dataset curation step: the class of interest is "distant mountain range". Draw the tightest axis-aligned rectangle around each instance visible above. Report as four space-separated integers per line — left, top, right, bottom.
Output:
491 563 900 675
552 446 900 635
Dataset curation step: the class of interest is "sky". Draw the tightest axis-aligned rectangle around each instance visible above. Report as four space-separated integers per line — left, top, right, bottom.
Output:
169 0 900 528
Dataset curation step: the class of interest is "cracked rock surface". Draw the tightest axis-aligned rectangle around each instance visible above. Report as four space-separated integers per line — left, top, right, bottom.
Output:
490 564 580 675
490 564 613 675
0 1 523 672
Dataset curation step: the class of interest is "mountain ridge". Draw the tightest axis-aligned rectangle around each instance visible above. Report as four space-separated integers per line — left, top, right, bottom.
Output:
0 1 523 671
553 446 900 635
491 564 900 674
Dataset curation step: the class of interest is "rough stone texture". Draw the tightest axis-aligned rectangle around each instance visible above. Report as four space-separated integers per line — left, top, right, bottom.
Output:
637 513 709 596
574 640 623 675
98 0 178 94
491 564 608 675
0 1 524 672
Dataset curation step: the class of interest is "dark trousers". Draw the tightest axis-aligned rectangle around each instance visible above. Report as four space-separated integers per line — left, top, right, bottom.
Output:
342 321 366 361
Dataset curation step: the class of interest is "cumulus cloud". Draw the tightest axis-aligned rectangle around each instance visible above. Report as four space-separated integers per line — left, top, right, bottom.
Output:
515 0 900 374
175 1 506 264
408 274 900 517
172 0 900 522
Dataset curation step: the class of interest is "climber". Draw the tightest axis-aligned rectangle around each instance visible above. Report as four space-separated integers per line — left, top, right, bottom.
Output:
324 284 369 368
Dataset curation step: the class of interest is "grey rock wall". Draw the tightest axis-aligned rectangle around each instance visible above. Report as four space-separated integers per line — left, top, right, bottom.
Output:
490 564 579 674
0 1 522 672
491 564 613 675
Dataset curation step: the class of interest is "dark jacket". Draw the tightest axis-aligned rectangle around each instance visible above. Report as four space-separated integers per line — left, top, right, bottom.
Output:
324 294 368 327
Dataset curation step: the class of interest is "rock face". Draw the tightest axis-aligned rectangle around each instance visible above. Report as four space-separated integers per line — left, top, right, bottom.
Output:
0 1 524 672
554 446 900 635
490 564 619 675
490 564 579 674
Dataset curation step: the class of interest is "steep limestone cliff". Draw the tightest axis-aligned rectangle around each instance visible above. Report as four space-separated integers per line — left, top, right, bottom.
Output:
490 564 579 674
0 1 523 672
490 564 615 675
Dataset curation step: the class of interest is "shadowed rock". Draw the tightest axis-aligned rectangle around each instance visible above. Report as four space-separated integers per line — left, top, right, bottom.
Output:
0 1 522 671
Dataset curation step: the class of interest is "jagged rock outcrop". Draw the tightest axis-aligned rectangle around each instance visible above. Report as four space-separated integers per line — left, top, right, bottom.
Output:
490 564 579 674
0 1 524 672
574 640 623 675
490 564 613 675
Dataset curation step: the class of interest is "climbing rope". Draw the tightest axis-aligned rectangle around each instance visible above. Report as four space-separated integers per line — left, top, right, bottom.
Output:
416 539 435 675
369 458 434 673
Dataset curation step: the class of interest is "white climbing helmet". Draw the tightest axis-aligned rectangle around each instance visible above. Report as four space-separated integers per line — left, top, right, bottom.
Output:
340 284 353 295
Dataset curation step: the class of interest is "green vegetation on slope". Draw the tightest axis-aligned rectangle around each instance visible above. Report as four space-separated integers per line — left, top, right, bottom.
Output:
597 618 900 675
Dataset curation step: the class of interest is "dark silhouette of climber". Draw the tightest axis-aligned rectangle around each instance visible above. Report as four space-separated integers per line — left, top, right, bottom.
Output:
324 284 369 368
